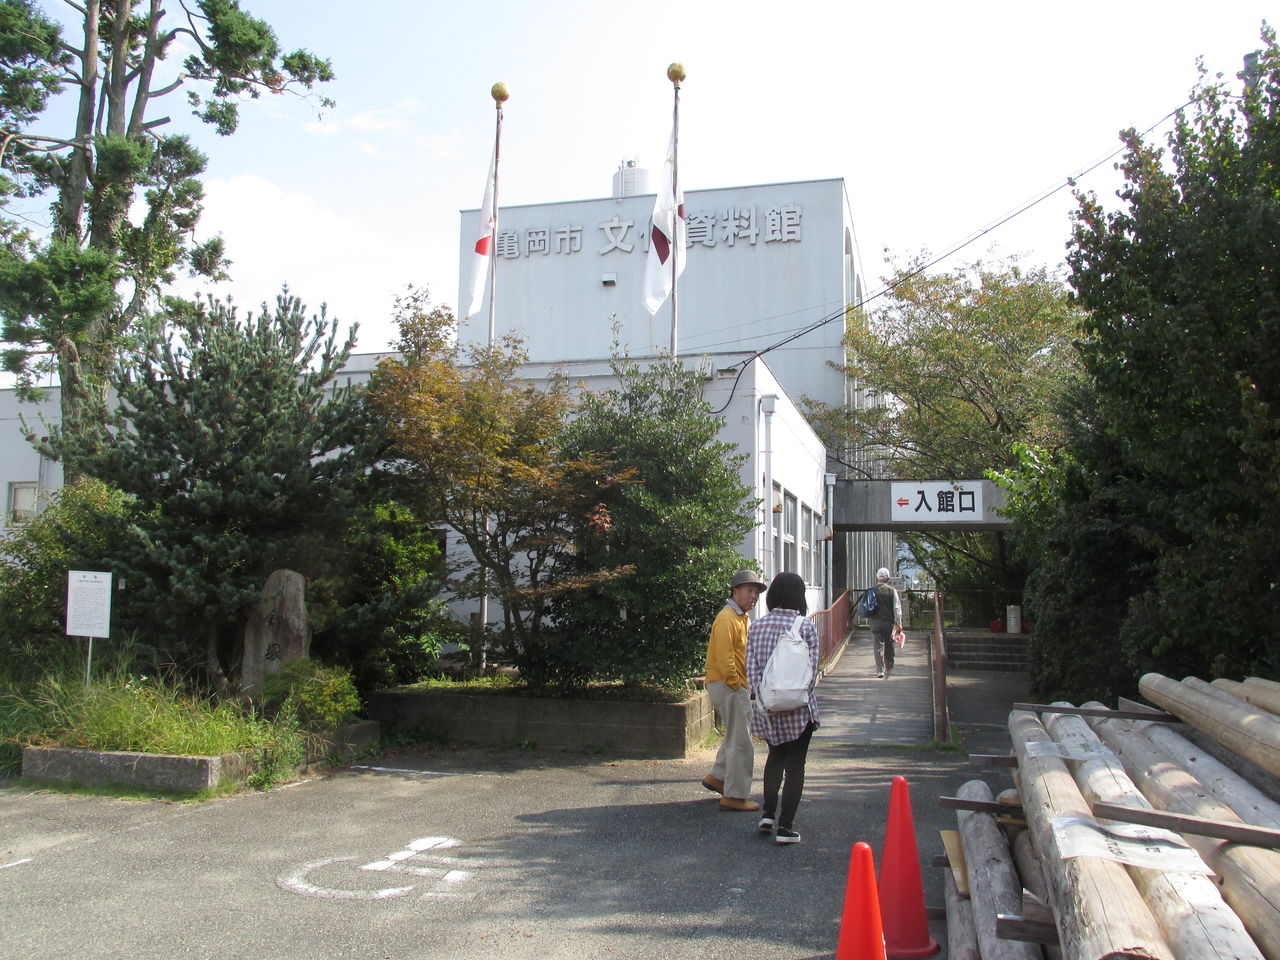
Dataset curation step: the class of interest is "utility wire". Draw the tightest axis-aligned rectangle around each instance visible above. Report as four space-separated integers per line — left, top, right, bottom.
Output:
709 98 1195 415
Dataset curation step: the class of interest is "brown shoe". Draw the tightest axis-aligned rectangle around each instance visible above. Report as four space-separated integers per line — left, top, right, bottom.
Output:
701 775 724 794
719 797 761 812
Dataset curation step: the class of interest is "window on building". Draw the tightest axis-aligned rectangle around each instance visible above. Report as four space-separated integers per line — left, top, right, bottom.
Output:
801 505 813 584
783 492 797 573
770 483 782 579
813 511 825 589
7 482 38 525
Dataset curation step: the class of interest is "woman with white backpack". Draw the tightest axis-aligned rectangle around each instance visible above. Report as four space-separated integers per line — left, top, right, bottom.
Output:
746 571 821 844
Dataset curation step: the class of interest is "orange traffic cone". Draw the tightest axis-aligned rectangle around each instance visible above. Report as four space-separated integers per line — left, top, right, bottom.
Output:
835 842 887 960
878 776 940 958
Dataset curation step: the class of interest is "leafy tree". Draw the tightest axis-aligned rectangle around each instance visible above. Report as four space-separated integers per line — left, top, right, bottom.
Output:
50 292 378 687
1061 27 1280 681
992 383 1159 702
368 289 626 659
310 498 450 697
0 0 333 478
0 476 132 648
808 256 1085 617
547 350 759 687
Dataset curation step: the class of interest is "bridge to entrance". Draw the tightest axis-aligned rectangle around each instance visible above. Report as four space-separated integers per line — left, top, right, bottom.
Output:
830 478 1009 532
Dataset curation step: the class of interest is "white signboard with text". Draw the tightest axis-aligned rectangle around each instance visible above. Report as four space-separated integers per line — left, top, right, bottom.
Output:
890 481 985 523
66 570 113 639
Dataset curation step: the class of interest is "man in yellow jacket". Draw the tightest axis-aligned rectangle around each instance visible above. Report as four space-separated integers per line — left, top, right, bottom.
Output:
702 569 767 811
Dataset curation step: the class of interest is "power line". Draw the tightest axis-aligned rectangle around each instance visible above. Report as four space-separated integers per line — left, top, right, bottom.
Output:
708 98 1195 414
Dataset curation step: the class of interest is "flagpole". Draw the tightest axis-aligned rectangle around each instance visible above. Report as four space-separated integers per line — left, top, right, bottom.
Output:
479 82 507 674
667 63 684 358
487 82 508 346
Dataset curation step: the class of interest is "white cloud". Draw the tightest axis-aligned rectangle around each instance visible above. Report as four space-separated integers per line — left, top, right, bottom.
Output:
173 174 438 353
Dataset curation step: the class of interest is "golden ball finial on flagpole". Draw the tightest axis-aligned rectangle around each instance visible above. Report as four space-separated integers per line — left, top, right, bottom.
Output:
491 82 510 104
667 63 685 86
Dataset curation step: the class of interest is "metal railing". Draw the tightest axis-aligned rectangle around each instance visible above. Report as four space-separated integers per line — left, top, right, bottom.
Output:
931 588 950 741
811 588 852 672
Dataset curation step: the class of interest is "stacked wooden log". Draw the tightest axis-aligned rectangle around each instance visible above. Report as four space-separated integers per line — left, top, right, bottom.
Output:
939 673 1280 960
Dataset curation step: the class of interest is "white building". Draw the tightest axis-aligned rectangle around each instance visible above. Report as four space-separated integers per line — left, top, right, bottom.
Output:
456 169 893 603
457 174 865 412
0 171 893 620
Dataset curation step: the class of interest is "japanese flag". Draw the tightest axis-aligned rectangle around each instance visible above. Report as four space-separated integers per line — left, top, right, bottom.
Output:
464 144 497 320
642 128 686 315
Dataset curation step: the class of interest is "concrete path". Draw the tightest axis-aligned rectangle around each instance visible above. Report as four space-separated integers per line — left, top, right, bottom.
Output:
814 630 937 747
0 637 1030 960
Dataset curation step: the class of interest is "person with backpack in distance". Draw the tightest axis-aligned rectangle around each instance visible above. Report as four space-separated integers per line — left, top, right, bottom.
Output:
868 566 903 679
702 569 768 812
747 571 821 844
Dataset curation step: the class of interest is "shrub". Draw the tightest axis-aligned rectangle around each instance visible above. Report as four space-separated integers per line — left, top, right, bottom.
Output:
0 478 133 659
260 658 361 731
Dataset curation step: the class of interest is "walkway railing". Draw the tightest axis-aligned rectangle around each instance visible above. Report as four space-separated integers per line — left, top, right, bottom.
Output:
931 588 950 741
812 588 852 672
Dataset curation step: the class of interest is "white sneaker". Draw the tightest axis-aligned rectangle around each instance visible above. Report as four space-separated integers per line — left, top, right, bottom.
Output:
775 827 801 844
758 815 776 832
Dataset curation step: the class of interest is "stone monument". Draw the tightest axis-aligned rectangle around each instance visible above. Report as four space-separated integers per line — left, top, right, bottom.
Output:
241 568 310 701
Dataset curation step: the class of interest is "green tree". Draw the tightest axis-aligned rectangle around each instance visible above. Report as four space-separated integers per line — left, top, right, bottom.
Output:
0 0 333 478
808 255 1085 616
310 498 449 696
547 350 759 687
1062 27 1280 680
368 289 626 659
0 476 131 651
992 383 1159 702
51 292 377 687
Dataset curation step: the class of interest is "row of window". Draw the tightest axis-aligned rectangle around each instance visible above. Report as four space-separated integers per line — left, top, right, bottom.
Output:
769 485 825 587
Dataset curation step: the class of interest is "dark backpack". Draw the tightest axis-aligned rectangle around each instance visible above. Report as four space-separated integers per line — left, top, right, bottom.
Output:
857 587 878 618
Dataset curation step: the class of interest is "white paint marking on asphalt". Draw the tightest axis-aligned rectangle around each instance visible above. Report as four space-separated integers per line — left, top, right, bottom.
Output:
277 857 416 900
274 778 313 790
349 765 453 776
1 858 33 870
407 836 458 851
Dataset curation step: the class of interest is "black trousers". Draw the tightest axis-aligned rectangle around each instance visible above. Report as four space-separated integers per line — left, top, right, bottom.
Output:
762 721 816 829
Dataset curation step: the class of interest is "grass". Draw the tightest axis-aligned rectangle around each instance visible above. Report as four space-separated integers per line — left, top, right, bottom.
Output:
0 646 306 790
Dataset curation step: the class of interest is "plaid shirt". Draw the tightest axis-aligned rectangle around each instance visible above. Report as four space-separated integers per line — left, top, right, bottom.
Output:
746 608 821 745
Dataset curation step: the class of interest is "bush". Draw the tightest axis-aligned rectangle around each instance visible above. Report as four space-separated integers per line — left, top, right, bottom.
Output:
260 658 361 731
546 351 758 687
0 478 133 658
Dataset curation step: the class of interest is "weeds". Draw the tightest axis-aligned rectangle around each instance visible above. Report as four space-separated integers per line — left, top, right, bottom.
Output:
0 652 306 790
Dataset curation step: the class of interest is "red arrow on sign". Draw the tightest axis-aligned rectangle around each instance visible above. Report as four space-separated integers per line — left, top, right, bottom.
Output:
896 498 910 507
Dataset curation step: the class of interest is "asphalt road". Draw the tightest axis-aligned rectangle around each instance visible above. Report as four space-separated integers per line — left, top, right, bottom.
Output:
0 638 1026 960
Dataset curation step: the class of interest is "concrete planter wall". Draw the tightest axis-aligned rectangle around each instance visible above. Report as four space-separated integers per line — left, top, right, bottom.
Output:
21 720 381 791
368 688 714 758
22 745 249 792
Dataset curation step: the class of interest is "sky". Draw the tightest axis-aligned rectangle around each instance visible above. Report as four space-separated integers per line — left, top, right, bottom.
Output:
12 0 1280 357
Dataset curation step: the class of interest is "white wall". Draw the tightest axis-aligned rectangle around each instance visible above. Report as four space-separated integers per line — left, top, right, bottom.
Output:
458 178 860 412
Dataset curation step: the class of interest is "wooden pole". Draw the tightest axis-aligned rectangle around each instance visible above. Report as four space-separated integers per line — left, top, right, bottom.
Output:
1139 673 1280 778
1044 704 1261 960
955 779 1043 960
1086 710 1280 959
1009 709 1172 960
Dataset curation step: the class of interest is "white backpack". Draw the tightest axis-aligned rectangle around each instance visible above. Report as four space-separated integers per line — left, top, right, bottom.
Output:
758 615 814 712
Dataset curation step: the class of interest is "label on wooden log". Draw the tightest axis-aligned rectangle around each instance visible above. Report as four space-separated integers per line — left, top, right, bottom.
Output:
1050 815 1214 874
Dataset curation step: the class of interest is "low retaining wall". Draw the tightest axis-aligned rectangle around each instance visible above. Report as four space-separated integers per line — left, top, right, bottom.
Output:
22 746 248 792
368 689 714 758
21 720 382 791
